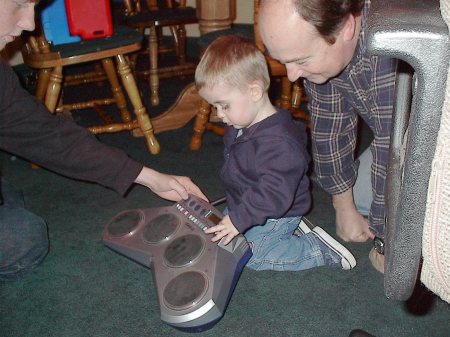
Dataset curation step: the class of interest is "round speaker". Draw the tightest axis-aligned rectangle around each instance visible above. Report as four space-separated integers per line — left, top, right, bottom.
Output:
163 271 208 311
106 210 143 237
164 234 205 268
142 213 180 244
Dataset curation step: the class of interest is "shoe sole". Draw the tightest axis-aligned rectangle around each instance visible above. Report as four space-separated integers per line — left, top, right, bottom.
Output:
294 217 313 236
312 227 357 270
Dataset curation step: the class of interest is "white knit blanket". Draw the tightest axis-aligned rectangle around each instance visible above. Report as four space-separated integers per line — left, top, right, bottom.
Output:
420 0 450 304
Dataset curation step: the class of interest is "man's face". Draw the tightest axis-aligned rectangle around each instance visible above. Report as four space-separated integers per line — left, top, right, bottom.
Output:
0 0 35 51
259 0 357 84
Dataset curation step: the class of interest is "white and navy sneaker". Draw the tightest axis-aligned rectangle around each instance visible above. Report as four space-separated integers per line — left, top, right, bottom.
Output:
311 226 357 270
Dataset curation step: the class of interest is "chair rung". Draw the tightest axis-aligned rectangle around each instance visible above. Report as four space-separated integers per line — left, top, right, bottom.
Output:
60 98 116 111
64 72 107 87
136 63 196 79
88 120 139 134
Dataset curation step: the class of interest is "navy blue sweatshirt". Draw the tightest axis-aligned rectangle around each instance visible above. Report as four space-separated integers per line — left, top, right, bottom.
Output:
221 108 311 233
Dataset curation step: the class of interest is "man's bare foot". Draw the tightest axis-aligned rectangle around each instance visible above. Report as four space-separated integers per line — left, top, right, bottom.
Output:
333 189 375 242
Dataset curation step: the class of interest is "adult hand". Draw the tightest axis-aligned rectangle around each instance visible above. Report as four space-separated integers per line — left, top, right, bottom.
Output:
134 167 208 202
333 189 374 242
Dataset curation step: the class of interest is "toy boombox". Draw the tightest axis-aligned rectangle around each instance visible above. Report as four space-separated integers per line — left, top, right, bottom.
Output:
102 195 252 332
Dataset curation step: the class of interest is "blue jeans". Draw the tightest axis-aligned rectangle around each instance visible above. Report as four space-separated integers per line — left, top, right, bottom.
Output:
243 216 325 271
0 179 49 281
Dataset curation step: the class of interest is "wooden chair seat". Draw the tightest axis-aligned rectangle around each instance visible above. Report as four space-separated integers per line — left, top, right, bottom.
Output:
24 26 143 67
124 7 197 27
22 25 160 154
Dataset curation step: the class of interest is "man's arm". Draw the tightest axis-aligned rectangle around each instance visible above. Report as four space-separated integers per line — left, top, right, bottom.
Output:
0 61 141 194
0 61 206 201
304 81 359 195
135 167 207 201
304 80 371 242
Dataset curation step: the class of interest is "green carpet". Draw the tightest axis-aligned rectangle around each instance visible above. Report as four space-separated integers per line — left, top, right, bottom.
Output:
1 39 449 337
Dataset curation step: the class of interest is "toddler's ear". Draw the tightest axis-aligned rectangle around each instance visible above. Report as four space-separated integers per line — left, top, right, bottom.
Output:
249 81 264 101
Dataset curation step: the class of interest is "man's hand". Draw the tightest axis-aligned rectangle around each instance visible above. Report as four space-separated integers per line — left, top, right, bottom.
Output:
204 215 239 245
134 167 208 202
333 189 374 242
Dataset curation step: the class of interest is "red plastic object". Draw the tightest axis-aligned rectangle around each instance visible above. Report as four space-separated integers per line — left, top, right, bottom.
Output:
64 0 113 40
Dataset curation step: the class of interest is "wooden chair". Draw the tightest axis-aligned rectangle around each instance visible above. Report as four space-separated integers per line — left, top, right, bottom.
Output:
21 25 160 155
120 0 198 106
189 0 308 151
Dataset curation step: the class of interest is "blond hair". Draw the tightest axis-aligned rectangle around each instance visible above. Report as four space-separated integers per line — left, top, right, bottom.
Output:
195 35 270 92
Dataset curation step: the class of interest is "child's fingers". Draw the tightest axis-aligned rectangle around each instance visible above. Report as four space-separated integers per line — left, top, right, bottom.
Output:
204 225 221 234
211 230 226 242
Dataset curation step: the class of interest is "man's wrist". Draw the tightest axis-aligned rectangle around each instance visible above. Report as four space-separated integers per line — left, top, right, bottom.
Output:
332 188 355 210
373 237 385 255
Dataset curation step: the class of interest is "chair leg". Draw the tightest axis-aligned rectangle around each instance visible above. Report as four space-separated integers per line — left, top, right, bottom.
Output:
279 76 292 111
101 57 132 124
116 54 160 155
291 80 310 124
128 27 145 70
174 25 187 64
35 68 51 102
190 99 211 151
149 26 160 106
44 66 63 113
291 80 302 110
169 26 180 58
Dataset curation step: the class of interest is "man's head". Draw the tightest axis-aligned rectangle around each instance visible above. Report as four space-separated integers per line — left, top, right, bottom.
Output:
195 35 272 129
0 0 36 51
259 0 364 84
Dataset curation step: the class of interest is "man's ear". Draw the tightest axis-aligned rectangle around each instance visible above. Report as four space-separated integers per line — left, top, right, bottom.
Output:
342 13 357 42
249 81 264 101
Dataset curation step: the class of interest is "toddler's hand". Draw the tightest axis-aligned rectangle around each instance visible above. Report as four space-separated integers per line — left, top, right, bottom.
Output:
204 215 239 245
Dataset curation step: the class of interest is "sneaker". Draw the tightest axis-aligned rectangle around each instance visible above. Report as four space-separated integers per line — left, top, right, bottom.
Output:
311 226 357 270
294 217 313 236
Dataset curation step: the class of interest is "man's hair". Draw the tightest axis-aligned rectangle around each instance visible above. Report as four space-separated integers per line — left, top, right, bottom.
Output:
195 35 270 92
290 0 364 44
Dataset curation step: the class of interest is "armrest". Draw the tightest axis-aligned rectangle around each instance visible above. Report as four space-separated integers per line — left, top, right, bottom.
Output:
366 0 450 300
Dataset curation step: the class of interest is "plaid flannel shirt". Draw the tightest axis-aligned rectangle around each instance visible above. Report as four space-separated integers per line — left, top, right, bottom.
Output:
304 0 397 237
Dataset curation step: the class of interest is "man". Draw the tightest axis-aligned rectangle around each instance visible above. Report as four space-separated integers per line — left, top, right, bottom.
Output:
259 0 398 273
0 0 206 281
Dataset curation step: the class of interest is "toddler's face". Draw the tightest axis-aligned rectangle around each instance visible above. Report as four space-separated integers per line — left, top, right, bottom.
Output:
199 83 259 129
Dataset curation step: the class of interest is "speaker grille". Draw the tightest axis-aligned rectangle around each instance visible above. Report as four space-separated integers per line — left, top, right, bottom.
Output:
106 210 142 237
163 271 208 310
142 213 180 244
163 234 204 268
